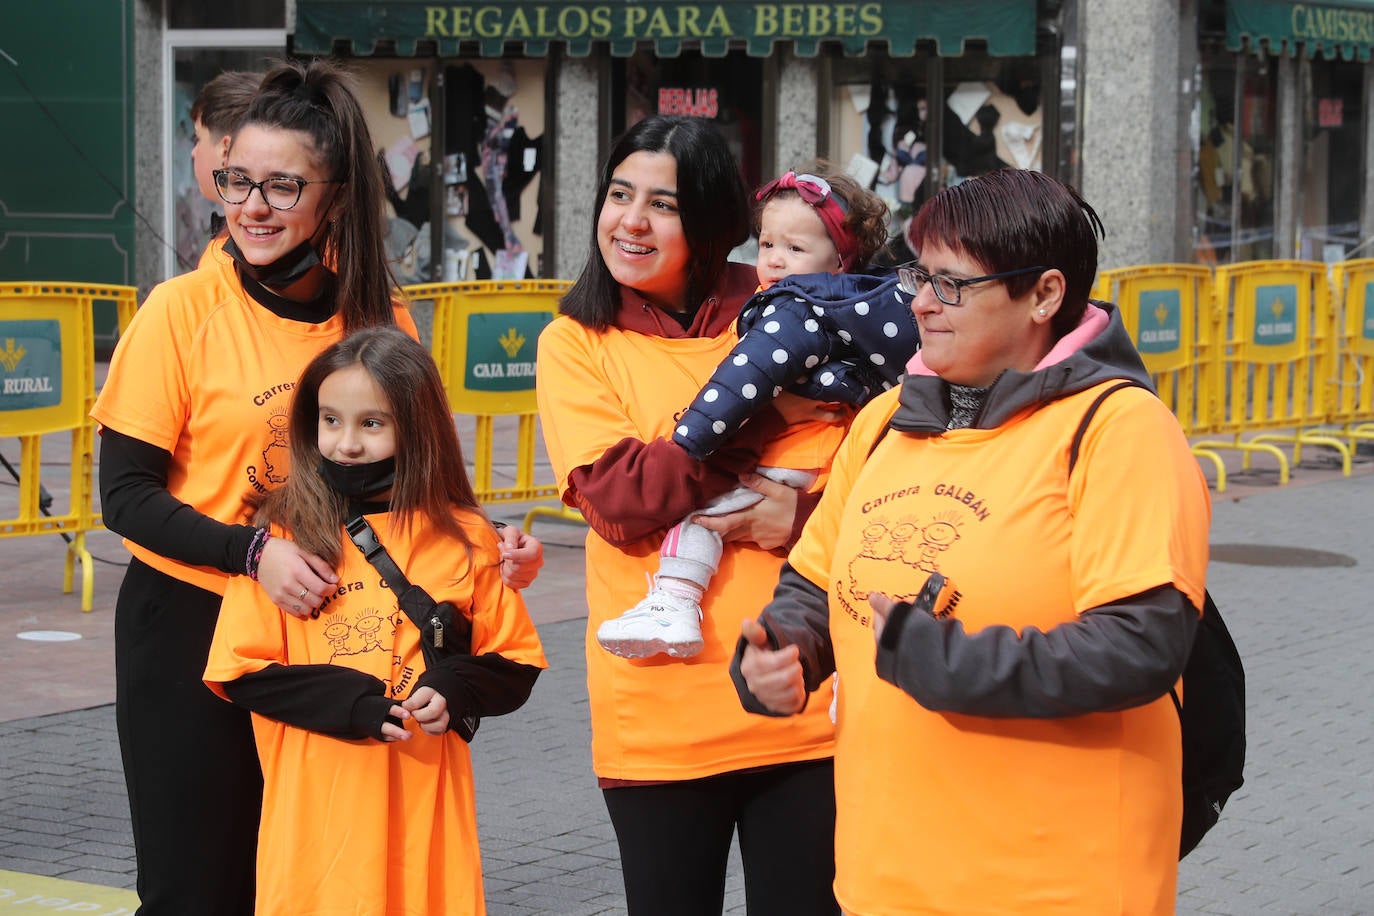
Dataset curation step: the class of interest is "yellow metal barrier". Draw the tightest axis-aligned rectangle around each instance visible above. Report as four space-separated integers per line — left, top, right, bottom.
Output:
0 282 139 611
1324 259 1374 452
404 279 583 529
1095 264 1231 489
1195 260 1348 483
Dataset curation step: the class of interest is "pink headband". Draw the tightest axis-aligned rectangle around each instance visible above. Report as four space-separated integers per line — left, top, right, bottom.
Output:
755 171 862 272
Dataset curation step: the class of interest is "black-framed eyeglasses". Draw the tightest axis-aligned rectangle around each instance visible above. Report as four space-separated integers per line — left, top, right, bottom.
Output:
897 263 1049 306
213 168 342 211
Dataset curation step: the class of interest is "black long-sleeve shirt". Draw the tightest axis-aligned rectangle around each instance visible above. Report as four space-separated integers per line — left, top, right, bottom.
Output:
222 653 541 740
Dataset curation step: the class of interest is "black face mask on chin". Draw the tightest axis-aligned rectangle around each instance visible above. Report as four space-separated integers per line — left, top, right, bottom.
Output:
319 456 396 500
223 236 324 290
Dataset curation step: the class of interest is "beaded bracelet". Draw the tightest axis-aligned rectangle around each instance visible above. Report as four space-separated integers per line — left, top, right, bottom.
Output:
246 527 271 581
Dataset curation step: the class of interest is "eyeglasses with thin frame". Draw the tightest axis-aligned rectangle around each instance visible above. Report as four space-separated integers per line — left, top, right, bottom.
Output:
213 168 342 211
896 263 1049 306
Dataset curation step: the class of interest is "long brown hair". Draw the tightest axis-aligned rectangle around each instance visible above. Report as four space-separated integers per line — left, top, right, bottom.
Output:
560 115 750 330
253 327 482 564
240 59 400 333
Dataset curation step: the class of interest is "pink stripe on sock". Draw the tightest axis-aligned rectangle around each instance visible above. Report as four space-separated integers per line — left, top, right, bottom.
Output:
660 522 683 559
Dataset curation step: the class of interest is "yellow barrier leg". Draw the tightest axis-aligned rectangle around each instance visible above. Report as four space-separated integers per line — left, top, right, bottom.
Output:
523 504 586 532
473 415 495 497
1193 438 1291 486
1192 446 1228 494
61 531 95 612
517 415 538 492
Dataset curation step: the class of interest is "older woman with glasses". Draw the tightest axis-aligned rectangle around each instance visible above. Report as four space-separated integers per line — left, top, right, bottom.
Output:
734 167 1211 914
92 59 540 915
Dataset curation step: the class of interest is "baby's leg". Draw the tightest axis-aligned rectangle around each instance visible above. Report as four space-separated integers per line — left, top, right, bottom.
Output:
596 516 719 660
595 468 819 660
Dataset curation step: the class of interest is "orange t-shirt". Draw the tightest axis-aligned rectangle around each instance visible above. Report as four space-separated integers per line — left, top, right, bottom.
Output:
790 381 1210 915
91 256 417 594
537 314 840 781
197 232 229 270
205 509 547 916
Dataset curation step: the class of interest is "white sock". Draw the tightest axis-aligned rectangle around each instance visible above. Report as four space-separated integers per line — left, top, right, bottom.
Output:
656 519 722 592
655 575 705 605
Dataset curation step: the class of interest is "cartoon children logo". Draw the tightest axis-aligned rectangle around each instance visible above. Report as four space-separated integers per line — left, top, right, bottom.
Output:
841 512 965 624
261 408 291 485
325 608 400 662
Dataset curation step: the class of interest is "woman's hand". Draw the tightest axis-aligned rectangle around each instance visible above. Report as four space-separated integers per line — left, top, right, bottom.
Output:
498 525 544 590
738 618 806 715
772 391 848 426
694 473 798 550
256 536 338 619
402 686 450 736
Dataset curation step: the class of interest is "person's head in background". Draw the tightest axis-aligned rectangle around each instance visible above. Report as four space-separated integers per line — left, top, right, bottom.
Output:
561 115 750 330
220 58 396 327
902 167 1104 386
189 70 262 204
753 161 891 290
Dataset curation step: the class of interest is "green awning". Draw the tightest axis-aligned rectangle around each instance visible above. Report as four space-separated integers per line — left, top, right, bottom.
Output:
293 0 1036 58
1227 0 1374 60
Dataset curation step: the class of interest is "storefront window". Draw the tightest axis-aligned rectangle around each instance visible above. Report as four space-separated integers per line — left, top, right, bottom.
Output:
1298 58 1365 262
941 55 1046 180
615 51 766 192
1195 43 1277 264
827 51 1045 254
348 58 548 283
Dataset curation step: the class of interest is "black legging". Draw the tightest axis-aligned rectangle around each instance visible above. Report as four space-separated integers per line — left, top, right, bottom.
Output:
602 758 840 916
114 557 261 915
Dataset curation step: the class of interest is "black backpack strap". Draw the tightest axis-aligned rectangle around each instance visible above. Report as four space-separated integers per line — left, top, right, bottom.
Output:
344 515 481 743
1067 380 1148 475
346 515 413 593
346 515 440 640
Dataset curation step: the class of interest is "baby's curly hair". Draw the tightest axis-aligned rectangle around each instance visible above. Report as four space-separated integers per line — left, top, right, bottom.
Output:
760 159 893 269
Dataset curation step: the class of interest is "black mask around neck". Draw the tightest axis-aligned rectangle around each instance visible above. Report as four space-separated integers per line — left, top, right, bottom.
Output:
223 236 324 290
319 456 396 500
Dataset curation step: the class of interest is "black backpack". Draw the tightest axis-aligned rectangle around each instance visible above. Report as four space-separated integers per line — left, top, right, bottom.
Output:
1070 381 1247 858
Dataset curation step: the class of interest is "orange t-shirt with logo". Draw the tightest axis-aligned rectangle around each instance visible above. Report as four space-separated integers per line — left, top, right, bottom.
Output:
205 509 547 916
91 256 417 594
790 381 1210 915
537 314 840 781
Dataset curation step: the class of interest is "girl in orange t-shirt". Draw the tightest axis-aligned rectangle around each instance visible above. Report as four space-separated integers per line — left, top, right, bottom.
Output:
206 327 545 916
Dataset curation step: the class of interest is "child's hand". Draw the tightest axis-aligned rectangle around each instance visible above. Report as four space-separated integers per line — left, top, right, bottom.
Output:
498 525 544 590
403 686 450 736
378 704 413 742
772 391 848 426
